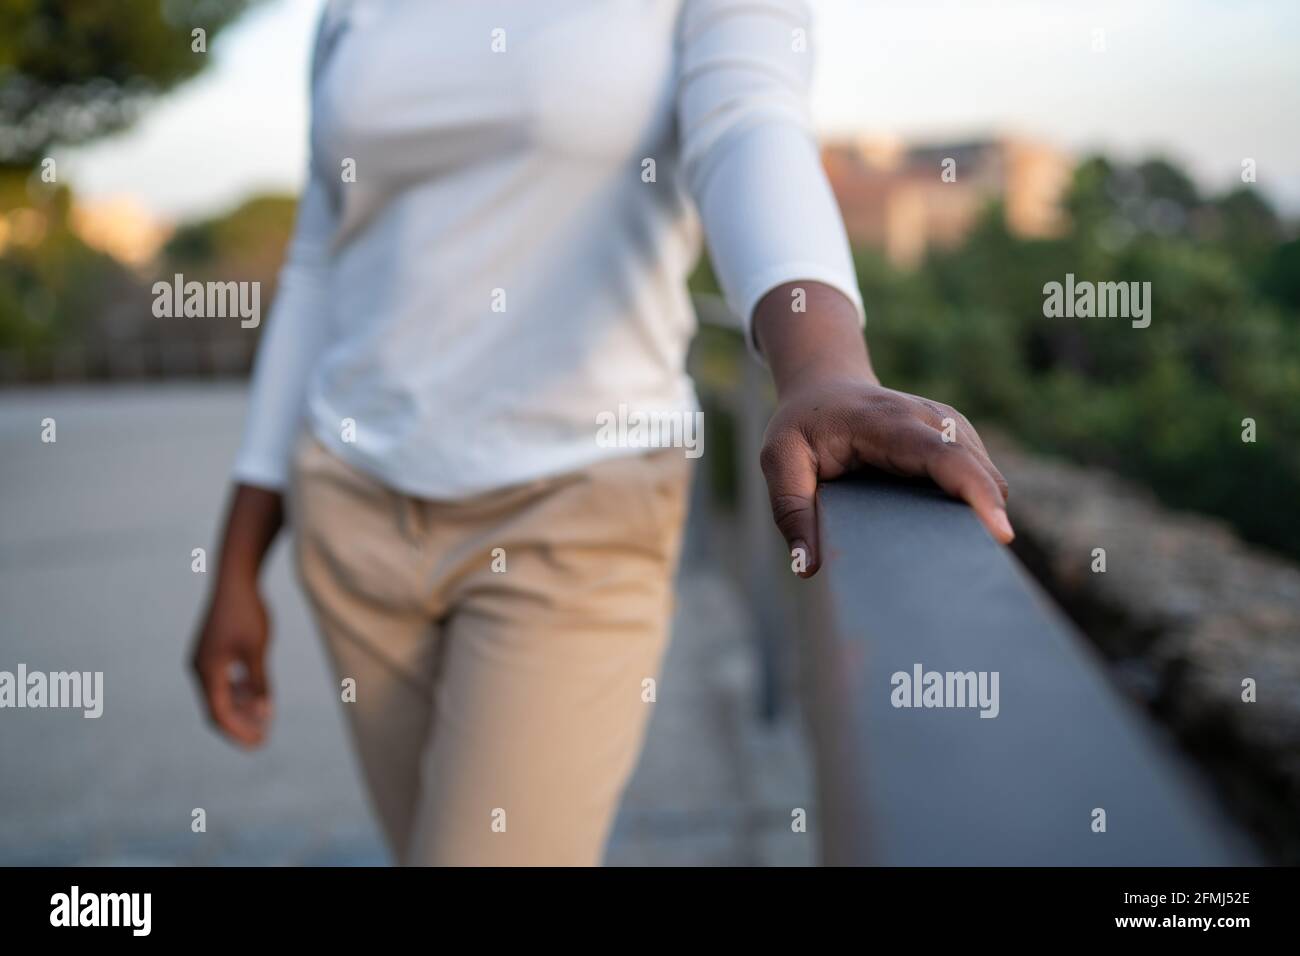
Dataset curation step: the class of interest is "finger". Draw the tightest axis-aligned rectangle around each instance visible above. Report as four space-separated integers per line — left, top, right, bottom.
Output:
896 393 949 429
973 444 1010 503
861 421 1013 543
197 654 263 747
908 398 992 462
759 430 821 577
901 399 1009 504
951 424 1009 503
922 438 1015 544
897 395 991 458
243 644 273 723
195 655 236 736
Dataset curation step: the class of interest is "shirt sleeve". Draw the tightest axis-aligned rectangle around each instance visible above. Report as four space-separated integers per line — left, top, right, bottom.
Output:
230 170 336 491
230 9 344 492
676 0 864 357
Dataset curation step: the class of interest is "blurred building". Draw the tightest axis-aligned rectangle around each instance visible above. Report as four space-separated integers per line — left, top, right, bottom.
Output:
821 136 1072 268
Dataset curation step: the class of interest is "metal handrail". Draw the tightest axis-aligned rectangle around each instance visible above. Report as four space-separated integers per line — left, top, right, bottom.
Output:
689 293 1251 866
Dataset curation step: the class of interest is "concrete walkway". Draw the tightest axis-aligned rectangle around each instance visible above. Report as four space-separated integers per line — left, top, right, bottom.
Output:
0 385 814 866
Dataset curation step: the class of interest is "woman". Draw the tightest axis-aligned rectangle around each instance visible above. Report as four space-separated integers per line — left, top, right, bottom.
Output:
192 0 1012 866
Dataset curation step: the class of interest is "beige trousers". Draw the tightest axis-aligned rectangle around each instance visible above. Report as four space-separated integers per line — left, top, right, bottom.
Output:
288 434 692 865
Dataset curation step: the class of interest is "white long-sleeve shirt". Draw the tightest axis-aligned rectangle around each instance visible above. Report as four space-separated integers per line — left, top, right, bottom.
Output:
233 0 863 498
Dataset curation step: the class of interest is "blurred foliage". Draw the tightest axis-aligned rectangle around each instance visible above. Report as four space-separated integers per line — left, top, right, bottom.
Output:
0 182 294 375
0 0 263 362
163 193 296 282
0 168 134 353
0 0 259 167
845 157 1300 559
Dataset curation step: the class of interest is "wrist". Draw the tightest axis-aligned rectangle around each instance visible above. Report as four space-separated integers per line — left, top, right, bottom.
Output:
752 280 877 396
215 556 261 594
213 483 284 594
774 352 879 399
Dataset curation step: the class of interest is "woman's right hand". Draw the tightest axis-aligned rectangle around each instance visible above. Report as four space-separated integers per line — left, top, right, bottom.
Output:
191 576 273 747
190 483 285 748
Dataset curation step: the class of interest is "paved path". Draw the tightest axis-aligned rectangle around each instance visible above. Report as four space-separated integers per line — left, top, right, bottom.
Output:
0 385 814 865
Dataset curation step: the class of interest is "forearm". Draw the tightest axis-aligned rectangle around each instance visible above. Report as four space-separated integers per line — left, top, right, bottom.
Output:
230 171 334 492
214 484 284 588
753 280 878 395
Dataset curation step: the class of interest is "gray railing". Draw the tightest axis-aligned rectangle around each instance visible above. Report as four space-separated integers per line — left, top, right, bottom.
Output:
688 293 1253 866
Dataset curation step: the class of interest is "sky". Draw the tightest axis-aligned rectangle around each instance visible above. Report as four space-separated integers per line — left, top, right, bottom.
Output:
61 0 1300 222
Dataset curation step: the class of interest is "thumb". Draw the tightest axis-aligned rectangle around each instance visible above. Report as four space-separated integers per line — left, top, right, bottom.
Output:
759 433 821 577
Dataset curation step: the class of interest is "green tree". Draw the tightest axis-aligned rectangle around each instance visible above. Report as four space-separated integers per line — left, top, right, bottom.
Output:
0 0 259 169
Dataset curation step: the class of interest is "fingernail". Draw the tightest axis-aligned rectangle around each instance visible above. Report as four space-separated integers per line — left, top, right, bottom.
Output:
992 509 1015 543
791 540 811 576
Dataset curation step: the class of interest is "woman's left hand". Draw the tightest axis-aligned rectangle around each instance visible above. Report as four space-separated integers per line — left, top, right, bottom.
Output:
751 281 1013 578
759 374 1013 577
